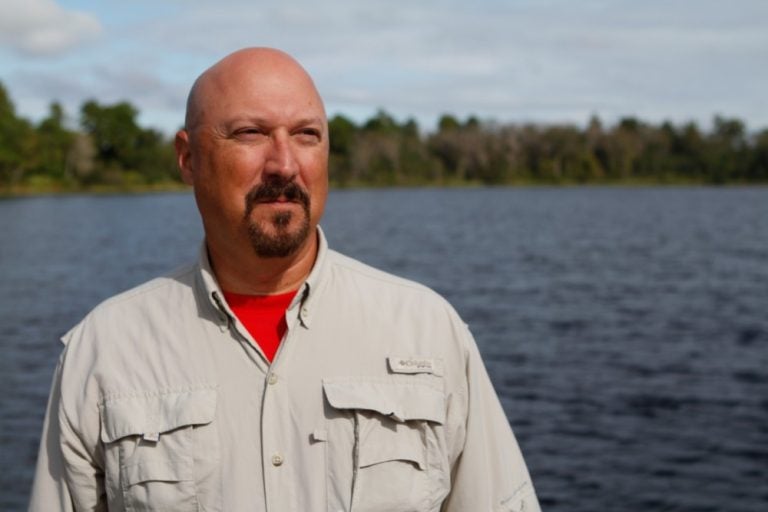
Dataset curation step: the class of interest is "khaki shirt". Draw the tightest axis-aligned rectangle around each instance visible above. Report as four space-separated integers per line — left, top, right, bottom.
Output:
29 228 540 512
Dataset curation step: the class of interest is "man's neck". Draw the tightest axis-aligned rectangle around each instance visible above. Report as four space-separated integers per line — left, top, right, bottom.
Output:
207 231 318 295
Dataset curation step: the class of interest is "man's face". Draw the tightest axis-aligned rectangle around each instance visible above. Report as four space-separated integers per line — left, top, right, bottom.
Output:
177 55 329 259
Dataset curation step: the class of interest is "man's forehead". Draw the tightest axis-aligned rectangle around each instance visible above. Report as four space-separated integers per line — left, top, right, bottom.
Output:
205 81 326 124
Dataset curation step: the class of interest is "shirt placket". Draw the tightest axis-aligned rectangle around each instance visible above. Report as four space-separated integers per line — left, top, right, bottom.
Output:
260 292 308 511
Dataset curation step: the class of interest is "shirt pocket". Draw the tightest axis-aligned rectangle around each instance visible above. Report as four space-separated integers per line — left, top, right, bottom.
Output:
323 376 449 512
100 386 218 512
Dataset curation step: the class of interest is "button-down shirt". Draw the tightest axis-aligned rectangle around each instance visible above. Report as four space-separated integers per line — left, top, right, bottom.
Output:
29 228 540 512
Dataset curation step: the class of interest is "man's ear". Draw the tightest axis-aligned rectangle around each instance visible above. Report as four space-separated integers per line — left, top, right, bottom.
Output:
175 129 194 185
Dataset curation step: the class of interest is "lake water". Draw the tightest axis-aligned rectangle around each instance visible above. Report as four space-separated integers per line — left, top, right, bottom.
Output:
1 187 767 511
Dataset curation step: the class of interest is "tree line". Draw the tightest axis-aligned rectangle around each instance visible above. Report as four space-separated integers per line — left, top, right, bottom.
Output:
1 81 767 193
331 111 768 186
0 82 176 191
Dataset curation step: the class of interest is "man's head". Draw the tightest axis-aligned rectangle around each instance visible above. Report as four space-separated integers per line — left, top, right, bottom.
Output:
176 48 329 261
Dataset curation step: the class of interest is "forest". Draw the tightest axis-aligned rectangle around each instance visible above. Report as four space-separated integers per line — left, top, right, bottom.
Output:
1 80 767 193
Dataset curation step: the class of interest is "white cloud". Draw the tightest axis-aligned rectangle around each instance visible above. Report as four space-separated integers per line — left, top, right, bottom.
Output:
3 0 768 133
0 0 102 56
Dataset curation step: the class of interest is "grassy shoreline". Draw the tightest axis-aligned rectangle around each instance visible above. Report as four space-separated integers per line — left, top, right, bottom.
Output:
2 178 767 199
0 181 191 198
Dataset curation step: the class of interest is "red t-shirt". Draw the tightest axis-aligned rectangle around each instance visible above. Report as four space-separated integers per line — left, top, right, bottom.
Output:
222 289 298 362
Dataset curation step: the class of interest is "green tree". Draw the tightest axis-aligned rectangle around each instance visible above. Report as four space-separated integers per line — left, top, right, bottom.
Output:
749 129 768 181
0 82 35 186
708 115 748 183
328 114 358 186
674 121 706 179
397 118 439 184
80 100 176 184
34 102 76 183
538 125 589 182
437 114 461 133
428 114 480 182
603 117 646 180
80 100 142 181
131 128 178 184
363 109 400 135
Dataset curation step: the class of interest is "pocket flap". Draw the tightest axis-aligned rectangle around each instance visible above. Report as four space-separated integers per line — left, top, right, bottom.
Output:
122 458 193 486
323 377 445 424
100 386 217 443
358 417 427 470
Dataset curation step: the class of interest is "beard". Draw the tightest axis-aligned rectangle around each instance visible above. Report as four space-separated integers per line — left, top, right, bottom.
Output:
243 177 311 258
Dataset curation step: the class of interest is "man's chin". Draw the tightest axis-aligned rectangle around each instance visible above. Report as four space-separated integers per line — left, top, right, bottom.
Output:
246 219 311 258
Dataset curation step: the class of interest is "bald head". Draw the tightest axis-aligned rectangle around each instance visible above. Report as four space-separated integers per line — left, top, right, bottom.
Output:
184 47 326 133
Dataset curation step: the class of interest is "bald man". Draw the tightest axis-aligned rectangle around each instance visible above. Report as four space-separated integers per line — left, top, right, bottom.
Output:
28 48 540 512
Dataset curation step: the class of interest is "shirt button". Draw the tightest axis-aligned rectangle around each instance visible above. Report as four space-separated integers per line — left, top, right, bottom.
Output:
271 453 284 466
268 373 278 385
301 306 309 317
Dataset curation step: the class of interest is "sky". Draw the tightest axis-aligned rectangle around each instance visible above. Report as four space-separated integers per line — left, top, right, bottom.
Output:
1 0 766 136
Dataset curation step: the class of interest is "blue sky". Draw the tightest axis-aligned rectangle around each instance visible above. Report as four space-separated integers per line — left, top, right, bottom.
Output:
1 0 766 135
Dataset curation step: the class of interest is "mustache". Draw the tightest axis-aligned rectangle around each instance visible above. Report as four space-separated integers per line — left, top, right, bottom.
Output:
244 177 310 214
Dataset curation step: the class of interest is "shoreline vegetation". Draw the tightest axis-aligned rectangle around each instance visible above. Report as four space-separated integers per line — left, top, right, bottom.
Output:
6 177 767 200
2 82 767 197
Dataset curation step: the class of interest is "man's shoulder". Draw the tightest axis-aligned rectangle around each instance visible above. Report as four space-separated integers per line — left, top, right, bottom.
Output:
96 262 197 309
322 249 474 366
324 249 458 314
63 262 199 341
327 249 437 295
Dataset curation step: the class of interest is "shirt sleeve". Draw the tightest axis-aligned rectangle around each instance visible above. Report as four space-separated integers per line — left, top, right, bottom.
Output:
441 325 541 512
28 349 106 512
28 358 74 512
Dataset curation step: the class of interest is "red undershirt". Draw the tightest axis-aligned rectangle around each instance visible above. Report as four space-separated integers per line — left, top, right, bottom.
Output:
222 289 299 362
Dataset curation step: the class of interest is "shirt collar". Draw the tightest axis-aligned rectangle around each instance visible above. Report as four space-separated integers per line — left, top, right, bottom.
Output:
196 225 331 329
296 225 329 328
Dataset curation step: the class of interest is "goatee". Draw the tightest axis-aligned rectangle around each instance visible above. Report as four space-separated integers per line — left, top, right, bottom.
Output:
243 177 311 258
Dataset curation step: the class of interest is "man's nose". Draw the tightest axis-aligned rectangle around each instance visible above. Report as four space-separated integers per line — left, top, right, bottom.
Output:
264 132 298 178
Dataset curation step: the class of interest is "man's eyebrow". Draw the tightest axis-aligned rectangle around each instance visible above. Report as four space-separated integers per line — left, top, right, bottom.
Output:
293 117 326 128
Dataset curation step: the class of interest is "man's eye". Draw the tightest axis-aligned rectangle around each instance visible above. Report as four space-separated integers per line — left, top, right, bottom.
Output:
233 127 266 139
296 129 321 143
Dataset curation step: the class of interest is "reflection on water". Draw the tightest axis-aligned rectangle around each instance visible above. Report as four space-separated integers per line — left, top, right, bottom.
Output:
1 187 767 511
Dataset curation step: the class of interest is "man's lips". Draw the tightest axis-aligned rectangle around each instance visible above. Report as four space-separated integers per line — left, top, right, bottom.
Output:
256 196 297 204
